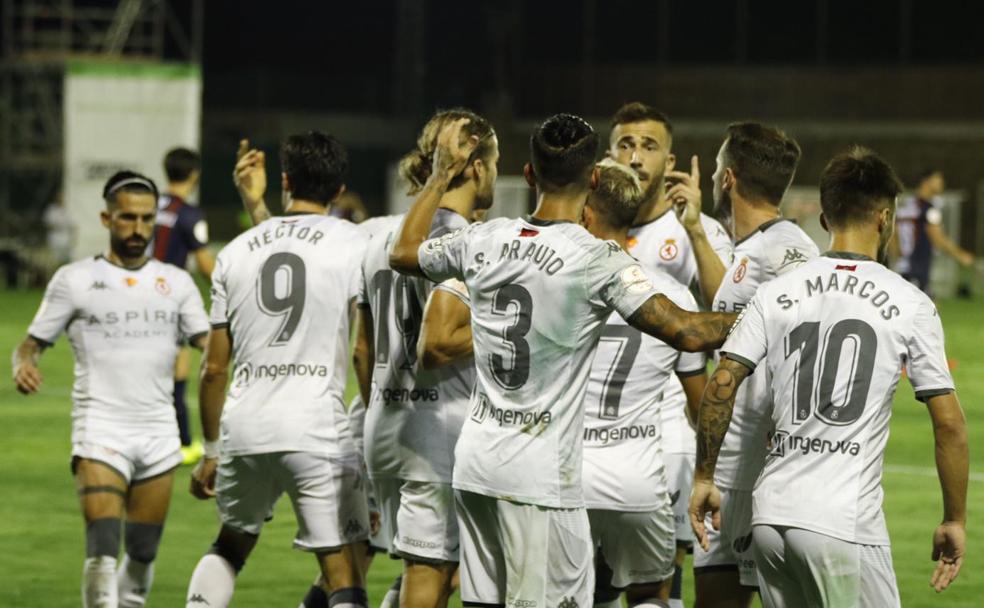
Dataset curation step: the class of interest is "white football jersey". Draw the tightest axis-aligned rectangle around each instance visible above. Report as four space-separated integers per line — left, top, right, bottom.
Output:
27 256 209 443
210 213 368 456
628 210 733 455
418 216 660 508
361 210 471 483
712 219 819 491
582 269 705 511
722 253 954 545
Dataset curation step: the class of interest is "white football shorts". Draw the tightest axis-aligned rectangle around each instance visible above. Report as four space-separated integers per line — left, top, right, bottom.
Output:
693 487 757 587
588 505 676 588
72 434 181 484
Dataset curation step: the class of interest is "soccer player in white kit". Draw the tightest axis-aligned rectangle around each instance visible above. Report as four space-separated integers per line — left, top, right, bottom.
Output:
690 148 968 607
390 115 737 608
680 123 817 608
580 158 708 608
184 132 371 608
13 171 210 608
608 103 733 607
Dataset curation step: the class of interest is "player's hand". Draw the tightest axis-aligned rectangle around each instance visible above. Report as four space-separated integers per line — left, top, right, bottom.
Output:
689 478 722 552
13 362 43 394
369 509 381 536
666 155 703 233
189 457 218 500
956 250 974 267
233 139 267 205
432 118 479 183
930 521 965 592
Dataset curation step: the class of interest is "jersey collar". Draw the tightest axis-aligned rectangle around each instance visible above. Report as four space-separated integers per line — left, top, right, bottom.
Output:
525 215 574 226
734 217 789 246
95 254 152 272
630 206 674 229
822 251 875 262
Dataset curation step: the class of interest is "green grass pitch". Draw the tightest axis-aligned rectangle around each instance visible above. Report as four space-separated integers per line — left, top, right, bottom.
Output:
1 289 980 607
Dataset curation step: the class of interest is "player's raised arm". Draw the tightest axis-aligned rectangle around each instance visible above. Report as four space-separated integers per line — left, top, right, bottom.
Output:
12 336 47 394
234 138 272 225
626 293 737 352
389 118 478 276
190 327 231 500
925 391 968 592
418 286 473 370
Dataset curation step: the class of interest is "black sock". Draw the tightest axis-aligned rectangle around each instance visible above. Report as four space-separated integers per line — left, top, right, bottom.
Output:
173 380 191 446
302 584 329 608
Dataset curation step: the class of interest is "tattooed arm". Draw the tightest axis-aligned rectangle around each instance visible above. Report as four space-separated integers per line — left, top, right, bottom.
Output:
688 356 753 550
626 294 738 352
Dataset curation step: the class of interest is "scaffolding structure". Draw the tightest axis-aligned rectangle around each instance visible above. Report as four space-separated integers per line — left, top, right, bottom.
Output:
0 0 202 238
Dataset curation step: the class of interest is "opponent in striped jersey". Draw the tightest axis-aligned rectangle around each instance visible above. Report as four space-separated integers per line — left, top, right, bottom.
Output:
692 148 967 606
14 171 210 608
186 133 370 608
391 115 736 608
683 123 816 603
581 159 709 607
608 103 733 605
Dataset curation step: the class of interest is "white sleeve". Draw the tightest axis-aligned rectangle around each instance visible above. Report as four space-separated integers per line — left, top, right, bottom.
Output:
676 350 707 375
703 216 734 265
27 266 76 345
587 242 660 319
906 298 955 401
178 273 210 340
417 225 472 283
208 253 230 328
719 293 769 370
433 278 470 306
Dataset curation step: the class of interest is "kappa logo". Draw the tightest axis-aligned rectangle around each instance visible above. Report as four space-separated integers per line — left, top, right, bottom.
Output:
732 532 753 554
669 489 681 506
187 594 211 605
89 281 107 290
344 518 365 537
659 239 678 261
558 597 580 608
778 248 808 269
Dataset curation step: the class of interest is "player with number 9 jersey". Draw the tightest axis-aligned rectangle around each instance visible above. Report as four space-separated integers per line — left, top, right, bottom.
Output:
210 213 367 456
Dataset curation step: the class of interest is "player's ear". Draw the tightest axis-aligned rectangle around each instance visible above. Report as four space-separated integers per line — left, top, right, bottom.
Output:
331 183 347 204
281 172 289 193
723 167 736 191
582 201 596 229
100 209 111 228
523 163 536 188
819 213 829 233
665 153 676 173
469 158 484 184
589 166 600 191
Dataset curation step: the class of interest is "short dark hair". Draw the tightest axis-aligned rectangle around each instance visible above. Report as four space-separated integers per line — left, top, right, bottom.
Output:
820 147 903 229
280 131 349 205
163 147 201 182
722 122 801 205
610 102 673 140
529 113 599 191
102 170 159 207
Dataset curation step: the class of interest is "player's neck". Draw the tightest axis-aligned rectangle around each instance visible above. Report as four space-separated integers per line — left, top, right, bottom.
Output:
166 181 195 201
592 223 629 249
531 191 587 223
734 198 781 241
105 249 149 269
828 228 880 260
283 199 328 215
633 186 671 226
438 187 474 219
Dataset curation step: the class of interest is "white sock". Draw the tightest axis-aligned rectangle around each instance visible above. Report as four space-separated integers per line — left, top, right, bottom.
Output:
379 577 400 608
117 555 154 607
186 554 237 608
668 600 684 608
83 556 119 608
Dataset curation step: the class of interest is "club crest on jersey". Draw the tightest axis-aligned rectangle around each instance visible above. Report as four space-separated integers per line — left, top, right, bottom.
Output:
155 277 171 295
124 277 138 287
659 239 678 261
732 257 749 283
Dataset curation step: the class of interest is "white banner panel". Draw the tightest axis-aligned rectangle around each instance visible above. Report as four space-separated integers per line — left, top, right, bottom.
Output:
64 60 201 259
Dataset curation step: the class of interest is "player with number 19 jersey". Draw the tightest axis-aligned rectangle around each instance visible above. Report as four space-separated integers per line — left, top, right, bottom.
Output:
723 252 954 545
210 214 368 456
